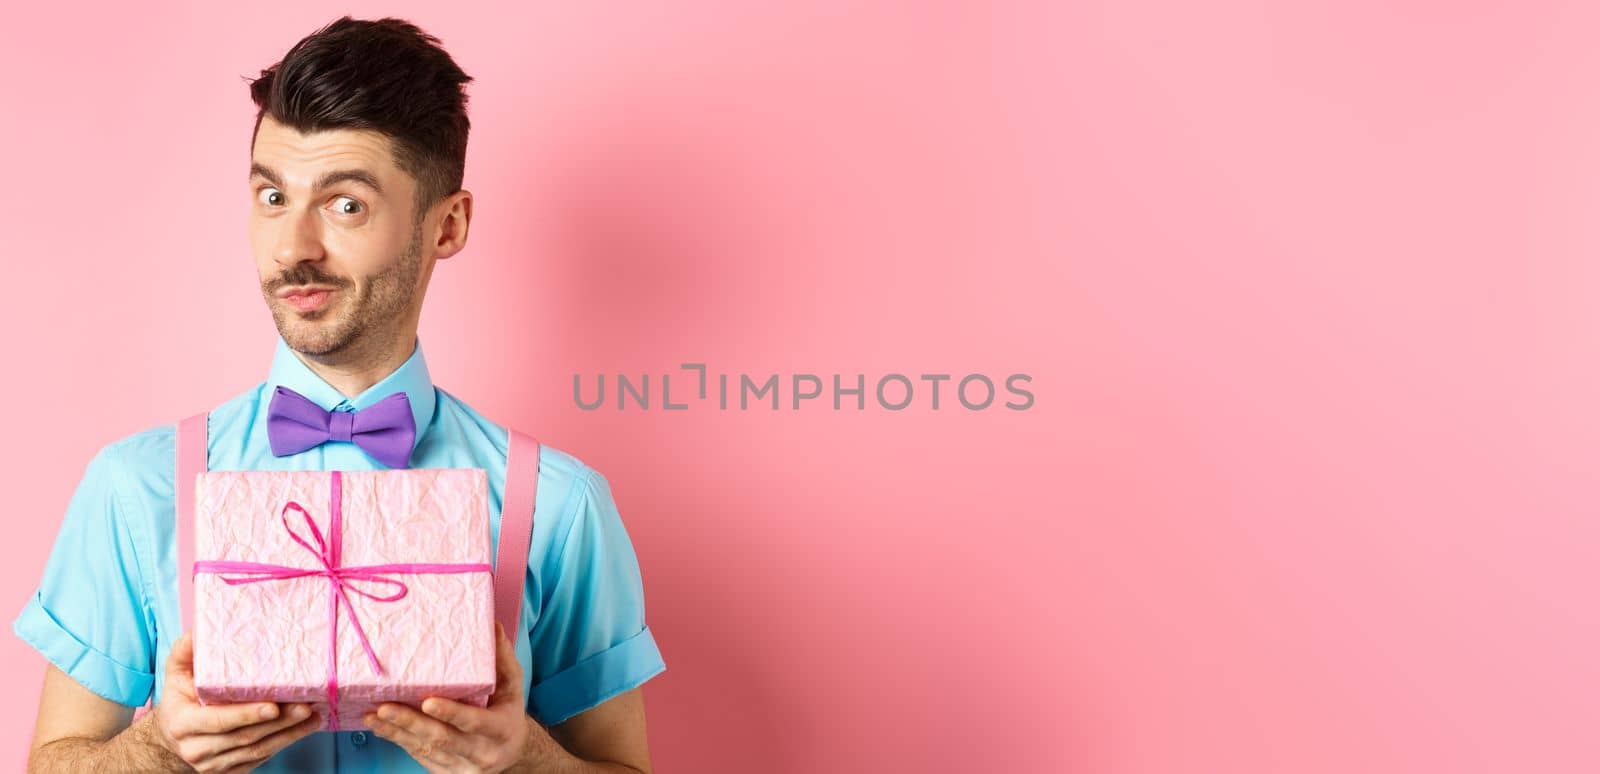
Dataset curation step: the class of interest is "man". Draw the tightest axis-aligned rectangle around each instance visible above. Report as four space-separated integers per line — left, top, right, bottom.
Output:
13 16 663 773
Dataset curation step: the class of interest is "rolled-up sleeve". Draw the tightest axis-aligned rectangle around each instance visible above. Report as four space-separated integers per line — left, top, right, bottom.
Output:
526 466 665 726
12 443 156 707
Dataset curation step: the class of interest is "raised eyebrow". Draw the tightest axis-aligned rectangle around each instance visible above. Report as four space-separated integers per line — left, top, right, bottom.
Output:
249 163 383 196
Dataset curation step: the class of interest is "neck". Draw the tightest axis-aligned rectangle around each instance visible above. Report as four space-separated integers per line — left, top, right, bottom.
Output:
292 328 415 399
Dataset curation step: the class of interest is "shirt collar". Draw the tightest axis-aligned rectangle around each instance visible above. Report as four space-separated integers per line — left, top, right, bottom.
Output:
264 333 438 451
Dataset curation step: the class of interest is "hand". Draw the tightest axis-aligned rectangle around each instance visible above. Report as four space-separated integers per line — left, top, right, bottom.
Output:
152 631 323 773
363 622 540 773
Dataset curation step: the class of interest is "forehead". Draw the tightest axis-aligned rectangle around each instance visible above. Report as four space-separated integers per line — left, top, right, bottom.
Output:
250 115 406 192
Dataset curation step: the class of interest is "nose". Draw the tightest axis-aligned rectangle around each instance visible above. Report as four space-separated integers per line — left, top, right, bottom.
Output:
272 205 326 268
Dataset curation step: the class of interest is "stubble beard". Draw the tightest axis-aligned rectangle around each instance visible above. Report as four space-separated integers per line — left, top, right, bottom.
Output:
265 224 424 360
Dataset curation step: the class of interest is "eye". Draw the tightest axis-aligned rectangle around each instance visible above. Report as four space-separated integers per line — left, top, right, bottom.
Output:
331 196 364 215
257 187 285 207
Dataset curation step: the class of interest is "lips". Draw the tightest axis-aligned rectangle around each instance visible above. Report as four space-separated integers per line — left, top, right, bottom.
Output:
279 286 337 313
276 285 338 299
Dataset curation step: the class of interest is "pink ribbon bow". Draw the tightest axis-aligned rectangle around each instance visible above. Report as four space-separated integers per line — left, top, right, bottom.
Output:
192 470 491 730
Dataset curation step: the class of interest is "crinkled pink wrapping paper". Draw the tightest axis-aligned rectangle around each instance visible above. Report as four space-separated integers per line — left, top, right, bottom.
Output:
192 468 496 731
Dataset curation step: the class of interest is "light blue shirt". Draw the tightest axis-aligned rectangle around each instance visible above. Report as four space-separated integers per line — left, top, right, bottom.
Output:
12 334 665 771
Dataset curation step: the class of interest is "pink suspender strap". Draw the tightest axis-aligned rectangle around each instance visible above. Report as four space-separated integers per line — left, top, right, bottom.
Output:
175 412 209 638
496 429 540 641
174 415 540 646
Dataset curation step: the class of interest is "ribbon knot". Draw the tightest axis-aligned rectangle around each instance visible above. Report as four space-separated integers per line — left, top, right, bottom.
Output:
192 471 491 730
327 410 357 444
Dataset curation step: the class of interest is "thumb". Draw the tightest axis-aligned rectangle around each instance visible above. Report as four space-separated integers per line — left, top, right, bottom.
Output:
167 631 194 677
163 631 198 702
491 622 522 701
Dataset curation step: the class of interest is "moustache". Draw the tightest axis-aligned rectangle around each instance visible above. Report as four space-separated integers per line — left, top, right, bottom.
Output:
268 272 347 291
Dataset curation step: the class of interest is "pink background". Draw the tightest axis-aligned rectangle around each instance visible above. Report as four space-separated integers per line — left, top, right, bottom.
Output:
0 2 1594 772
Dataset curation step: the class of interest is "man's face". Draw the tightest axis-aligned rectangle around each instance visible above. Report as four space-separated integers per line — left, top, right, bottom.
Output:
248 114 428 358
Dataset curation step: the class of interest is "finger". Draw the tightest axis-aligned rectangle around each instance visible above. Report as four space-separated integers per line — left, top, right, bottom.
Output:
182 703 317 759
204 708 322 772
489 622 523 706
368 702 472 757
179 699 290 737
165 663 198 703
164 633 202 704
365 711 471 769
167 631 194 678
419 696 496 737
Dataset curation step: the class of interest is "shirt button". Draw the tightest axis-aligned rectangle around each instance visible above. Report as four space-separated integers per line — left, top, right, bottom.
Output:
351 731 367 746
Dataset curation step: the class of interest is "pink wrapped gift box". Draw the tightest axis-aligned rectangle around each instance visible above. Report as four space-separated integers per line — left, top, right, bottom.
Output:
191 468 496 731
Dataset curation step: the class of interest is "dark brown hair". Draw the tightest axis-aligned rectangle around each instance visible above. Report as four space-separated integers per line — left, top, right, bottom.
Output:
247 16 473 225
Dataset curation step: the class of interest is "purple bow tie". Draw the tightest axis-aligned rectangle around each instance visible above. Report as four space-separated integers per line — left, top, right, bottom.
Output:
266 385 417 469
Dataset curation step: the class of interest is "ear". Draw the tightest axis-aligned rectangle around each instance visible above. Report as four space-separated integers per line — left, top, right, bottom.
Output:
430 189 473 261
